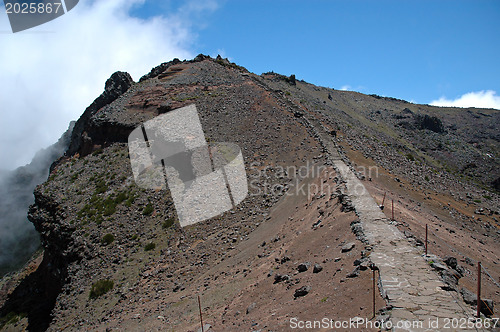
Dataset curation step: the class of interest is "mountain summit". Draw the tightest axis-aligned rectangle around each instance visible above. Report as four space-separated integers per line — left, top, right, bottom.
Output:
1 55 498 331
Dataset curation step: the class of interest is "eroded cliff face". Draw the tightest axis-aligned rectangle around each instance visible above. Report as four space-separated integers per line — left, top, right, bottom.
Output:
66 71 135 158
1 55 498 331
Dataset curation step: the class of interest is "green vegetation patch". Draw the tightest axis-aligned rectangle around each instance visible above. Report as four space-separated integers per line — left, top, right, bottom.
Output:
162 218 175 229
101 233 115 245
144 242 156 251
124 192 136 207
114 192 128 204
89 279 114 299
78 188 136 223
95 179 108 194
143 202 154 216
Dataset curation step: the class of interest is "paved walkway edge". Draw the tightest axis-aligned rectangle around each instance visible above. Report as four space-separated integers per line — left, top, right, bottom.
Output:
301 115 481 332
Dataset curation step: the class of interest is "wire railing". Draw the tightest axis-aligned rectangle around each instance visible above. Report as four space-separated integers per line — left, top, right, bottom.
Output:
378 191 499 320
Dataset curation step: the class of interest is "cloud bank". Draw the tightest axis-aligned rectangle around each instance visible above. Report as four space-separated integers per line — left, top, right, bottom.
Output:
0 122 73 276
430 90 500 110
0 0 212 170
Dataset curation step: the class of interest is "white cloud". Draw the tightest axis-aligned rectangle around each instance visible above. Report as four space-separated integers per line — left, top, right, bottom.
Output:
340 85 351 91
0 0 213 170
430 90 500 110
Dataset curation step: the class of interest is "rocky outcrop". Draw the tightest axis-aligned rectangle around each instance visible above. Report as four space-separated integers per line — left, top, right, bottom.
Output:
29 189 88 268
414 114 445 133
493 177 500 192
396 113 446 133
139 58 182 82
66 71 134 157
0 187 89 331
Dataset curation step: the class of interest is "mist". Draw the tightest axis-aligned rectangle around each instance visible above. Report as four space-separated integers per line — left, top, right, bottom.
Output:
0 0 210 170
0 122 74 277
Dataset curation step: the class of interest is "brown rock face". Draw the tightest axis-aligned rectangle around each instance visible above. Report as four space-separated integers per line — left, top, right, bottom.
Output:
66 71 135 157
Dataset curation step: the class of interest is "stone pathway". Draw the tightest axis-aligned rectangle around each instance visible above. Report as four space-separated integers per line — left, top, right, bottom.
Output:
307 118 482 331
247 75 484 331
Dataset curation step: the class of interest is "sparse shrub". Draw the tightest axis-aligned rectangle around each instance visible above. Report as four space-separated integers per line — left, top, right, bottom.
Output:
125 192 136 207
101 233 115 245
95 179 108 194
162 218 175 229
406 153 415 161
425 175 430 181
473 199 481 203
77 204 90 218
115 192 127 204
144 242 156 251
103 197 117 216
89 279 114 299
483 195 492 200
143 202 154 216
130 234 138 240
95 214 104 225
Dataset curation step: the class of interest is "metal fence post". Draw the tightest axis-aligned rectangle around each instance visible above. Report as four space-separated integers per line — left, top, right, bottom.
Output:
198 295 204 332
477 262 481 318
425 224 428 256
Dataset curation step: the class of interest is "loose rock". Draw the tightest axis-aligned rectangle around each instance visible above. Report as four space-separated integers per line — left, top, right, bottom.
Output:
313 264 323 273
341 242 355 253
294 285 311 298
297 262 311 272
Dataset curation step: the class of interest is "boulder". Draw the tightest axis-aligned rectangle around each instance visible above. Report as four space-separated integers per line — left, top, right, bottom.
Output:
297 262 311 272
274 274 290 284
313 264 323 273
341 242 355 253
294 285 311 298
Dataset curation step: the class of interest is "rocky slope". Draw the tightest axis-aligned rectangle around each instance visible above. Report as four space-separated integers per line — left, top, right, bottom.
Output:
0 55 498 331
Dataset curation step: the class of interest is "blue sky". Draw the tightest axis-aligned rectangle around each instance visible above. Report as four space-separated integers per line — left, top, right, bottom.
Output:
134 0 500 104
0 0 499 169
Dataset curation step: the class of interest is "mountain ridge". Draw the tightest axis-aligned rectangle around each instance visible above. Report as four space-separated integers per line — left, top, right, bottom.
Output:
0 55 498 331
